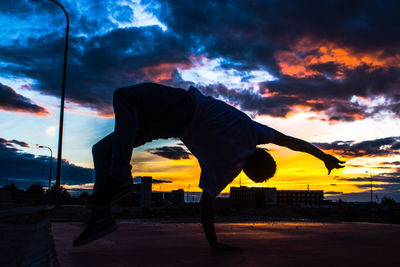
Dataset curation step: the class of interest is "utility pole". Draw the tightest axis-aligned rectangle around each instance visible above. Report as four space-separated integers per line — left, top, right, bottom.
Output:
366 171 373 205
186 184 191 203
37 145 53 190
30 0 69 205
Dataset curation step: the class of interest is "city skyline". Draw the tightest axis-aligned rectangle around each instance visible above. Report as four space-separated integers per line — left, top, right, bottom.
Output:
0 0 399 202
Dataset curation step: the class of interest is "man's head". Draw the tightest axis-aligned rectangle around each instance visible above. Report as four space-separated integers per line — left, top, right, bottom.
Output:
243 148 276 183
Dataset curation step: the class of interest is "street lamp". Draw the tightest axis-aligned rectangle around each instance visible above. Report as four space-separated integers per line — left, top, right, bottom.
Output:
30 0 69 192
37 145 53 190
186 184 191 203
365 171 373 205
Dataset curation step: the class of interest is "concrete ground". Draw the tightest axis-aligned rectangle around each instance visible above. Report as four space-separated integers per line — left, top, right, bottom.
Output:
52 220 400 267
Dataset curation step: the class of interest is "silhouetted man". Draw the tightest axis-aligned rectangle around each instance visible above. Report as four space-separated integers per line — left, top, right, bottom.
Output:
74 82 345 250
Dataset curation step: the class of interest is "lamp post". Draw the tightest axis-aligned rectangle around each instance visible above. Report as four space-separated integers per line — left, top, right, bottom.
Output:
186 184 190 203
30 0 69 193
366 171 373 205
37 145 53 190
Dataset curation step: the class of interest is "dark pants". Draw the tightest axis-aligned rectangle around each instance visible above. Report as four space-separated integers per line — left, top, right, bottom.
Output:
91 83 195 196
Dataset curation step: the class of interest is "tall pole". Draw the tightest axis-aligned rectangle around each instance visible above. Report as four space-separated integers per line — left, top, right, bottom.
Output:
30 0 69 205
370 173 373 204
49 0 69 190
366 171 373 205
187 184 190 203
37 145 53 190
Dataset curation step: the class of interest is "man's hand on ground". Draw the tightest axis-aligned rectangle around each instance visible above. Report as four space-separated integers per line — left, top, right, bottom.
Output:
211 242 243 252
323 154 345 175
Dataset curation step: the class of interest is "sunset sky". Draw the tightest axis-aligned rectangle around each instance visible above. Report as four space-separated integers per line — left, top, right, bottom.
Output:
0 0 399 201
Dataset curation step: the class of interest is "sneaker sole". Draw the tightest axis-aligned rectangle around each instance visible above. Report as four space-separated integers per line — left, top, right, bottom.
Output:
73 223 117 247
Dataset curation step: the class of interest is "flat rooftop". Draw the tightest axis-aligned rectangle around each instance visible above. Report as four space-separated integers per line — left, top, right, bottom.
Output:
52 220 400 266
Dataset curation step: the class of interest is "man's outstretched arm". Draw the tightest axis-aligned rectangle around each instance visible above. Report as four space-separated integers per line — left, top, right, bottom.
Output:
272 130 345 174
200 191 242 251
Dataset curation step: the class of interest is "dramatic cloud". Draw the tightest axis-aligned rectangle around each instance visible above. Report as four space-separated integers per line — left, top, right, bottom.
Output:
313 136 400 158
132 177 172 184
0 138 29 148
1 0 400 121
154 0 400 121
336 168 400 190
0 137 94 188
146 146 192 160
325 191 343 195
380 161 400 166
0 83 49 115
0 26 192 116
332 169 400 201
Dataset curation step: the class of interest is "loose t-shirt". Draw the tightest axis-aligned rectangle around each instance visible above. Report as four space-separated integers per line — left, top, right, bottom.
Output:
180 87 275 197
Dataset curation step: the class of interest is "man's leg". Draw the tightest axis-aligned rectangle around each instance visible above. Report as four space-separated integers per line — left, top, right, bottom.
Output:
92 133 114 193
90 133 114 221
109 87 139 184
73 88 140 247
73 133 116 247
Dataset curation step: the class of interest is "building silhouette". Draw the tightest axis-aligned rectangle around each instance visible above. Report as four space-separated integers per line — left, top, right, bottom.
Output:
230 186 277 205
277 190 323 205
140 176 152 208
229 186 324 206
117 177 185 207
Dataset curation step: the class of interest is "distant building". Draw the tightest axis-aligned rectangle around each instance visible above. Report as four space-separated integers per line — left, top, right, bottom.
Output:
277 190 323 205
117 176 186 207
120 176 152 207
229 186 324 206
163 189 185 205
230 186 277 205
140 176 152 208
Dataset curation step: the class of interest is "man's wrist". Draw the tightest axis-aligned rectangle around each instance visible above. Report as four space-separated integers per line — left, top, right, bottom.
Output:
319 152 328 161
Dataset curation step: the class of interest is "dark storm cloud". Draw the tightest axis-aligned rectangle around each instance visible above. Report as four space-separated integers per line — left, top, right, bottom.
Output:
199 83 293 117
152 0 400 120
2 0 400 120
337 176 399 184
0 26 191 115
355 183 400 192
0 138 30 148
146 146 192 160
132 177 172 184
261 66 400 121
0 83 49 115
325 191 343 195
10 140 30 148
0 137 94 187
313 136 400 158
333 169 400 201
154 0 400 61
380 161 400 166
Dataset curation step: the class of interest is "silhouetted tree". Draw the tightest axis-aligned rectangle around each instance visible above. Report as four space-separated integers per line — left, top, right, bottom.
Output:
381 197 396 205
2 183 18 192
26 182 44 195
79 192 90 200
47 185 71 203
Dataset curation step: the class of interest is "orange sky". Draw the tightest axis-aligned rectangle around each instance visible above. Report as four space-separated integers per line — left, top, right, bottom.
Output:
275 38 400 79
126 143 387 198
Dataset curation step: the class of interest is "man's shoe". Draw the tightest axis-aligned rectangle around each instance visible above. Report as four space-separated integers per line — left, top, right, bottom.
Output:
73 217 117 247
